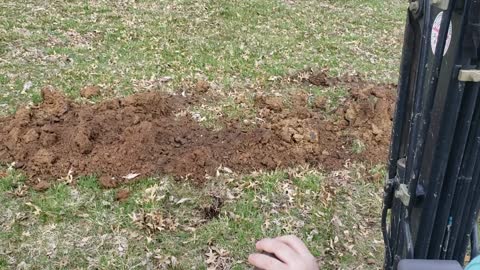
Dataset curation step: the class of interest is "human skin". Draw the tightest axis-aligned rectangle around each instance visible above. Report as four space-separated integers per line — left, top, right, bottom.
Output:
248 235 319 270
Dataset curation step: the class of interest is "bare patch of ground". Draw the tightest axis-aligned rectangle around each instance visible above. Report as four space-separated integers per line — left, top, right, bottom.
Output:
0 72 396 186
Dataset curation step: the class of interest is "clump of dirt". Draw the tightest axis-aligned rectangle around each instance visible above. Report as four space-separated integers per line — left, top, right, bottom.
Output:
0 72 396 186
194 80 210 93
115 189 130 202
80 85 101 99
254 95 284 112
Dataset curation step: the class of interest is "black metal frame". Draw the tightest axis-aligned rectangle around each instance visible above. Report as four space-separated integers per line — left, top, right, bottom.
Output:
383 0 480 269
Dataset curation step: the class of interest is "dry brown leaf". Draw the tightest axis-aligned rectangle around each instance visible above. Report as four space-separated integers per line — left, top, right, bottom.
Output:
205 246 232 270
131 210 179 233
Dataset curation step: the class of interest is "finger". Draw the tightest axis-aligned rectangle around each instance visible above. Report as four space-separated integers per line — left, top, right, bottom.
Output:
276 235 311 255
256 238 298 264
248 253 287 270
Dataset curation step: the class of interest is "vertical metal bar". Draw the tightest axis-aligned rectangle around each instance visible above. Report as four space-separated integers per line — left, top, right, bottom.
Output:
402 1 431 221
392 159 407 270
428 81 478 259
404 220 415 259
414 68 466 258
445 88 480 259
471 225 479 259
388 12 417 179
415 0 474 252
454 173 480 263
384 11 419 268
406 0 457 259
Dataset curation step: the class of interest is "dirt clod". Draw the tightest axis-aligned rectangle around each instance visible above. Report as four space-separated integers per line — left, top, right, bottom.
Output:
308 71 331 86
0 72 396 187
255 95 284 112
203 196 224 220
99 175 117 189
80 85 101 99
32 149 56 166
23 129 39 143
195 80 210 93
74 128 94 154
32 180 50 192
115 189 130 201
312 96 327 110
40 86 70 117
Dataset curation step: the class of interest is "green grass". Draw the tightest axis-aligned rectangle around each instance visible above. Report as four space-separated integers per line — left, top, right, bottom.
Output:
352 139 367 154
0 0 405 268
0 0 404 115
0 168 385 269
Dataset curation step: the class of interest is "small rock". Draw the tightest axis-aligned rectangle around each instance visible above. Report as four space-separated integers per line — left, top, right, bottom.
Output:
23 81 33 92
292 134 304 143
367 258 376 265
194 80 210 93
33 181 50 192
80 85 101 99
115 189 130 202
13 161 25 169
322 150 330 156
371 123 382 135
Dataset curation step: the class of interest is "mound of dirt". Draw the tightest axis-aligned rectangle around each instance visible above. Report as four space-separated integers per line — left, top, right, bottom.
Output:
0 74 396 186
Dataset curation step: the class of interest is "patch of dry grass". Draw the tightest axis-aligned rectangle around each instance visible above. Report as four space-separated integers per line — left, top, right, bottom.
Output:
0 0 404 268
0 166 385 269
0 0 404 115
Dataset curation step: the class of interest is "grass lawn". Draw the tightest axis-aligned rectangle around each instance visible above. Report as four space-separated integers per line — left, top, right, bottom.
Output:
0 0 405 269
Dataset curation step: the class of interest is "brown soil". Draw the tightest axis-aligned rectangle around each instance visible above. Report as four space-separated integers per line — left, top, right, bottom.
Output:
194 80 210 93
115 189 130 201
80 85 101 99
0 73 396 186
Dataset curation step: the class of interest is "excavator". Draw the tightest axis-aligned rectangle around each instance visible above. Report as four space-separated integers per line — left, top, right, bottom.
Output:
382 0 480 269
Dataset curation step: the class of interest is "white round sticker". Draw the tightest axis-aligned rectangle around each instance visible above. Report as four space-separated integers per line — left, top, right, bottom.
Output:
431 12 453 56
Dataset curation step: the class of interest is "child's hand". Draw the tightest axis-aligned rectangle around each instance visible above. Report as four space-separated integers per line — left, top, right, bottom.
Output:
248 235 319 270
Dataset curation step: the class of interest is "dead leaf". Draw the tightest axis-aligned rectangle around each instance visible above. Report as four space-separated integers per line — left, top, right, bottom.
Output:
122 173 140 180
25 202 42 215
176 198 192 205
205 246 233 270
131 210 179 233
